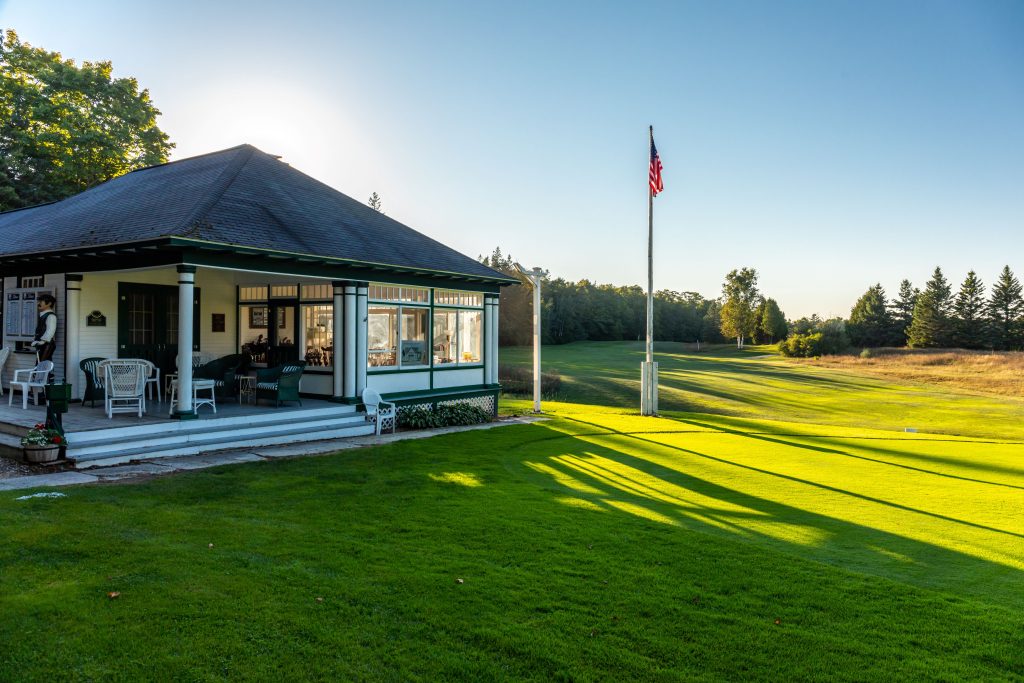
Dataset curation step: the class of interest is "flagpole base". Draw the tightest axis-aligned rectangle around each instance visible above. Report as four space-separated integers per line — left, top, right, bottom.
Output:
640 361 659 416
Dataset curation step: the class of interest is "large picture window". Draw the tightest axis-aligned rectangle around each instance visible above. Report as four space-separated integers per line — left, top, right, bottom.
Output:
368 305 398 367
302 304 333 368
433 292 483 366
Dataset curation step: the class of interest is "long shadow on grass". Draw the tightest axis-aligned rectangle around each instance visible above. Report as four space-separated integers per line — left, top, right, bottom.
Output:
513 422 1024 608
560 416 1024 542
670 417 1024 491
672 416 1024 484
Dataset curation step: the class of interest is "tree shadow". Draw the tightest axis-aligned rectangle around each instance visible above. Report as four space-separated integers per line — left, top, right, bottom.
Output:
511 419 1024 609
671 415 1024 484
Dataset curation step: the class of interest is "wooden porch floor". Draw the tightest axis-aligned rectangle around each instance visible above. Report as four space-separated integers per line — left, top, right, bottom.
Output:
0 394 344 435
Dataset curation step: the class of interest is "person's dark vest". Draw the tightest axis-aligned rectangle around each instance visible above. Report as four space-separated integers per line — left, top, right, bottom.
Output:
34 311 56 342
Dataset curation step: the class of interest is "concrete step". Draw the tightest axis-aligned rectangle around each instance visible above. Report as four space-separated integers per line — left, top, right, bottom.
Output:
64 405 359 444
75 423 376 469
66 414 368 459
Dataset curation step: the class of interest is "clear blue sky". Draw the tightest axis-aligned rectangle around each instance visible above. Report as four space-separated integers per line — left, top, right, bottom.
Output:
2 0 1022 318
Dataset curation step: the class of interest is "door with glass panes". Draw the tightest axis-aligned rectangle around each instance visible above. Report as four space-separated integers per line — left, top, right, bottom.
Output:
117 283 200 379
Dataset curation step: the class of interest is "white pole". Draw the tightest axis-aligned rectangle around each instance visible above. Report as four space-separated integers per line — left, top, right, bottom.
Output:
532 273 541 413
642 126 659 416
332 282 344 400
175 265 196 418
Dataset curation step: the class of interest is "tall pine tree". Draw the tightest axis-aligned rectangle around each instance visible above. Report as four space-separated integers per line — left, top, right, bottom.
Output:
951 271 987 349
847 284 895 347
891 279 918 347
907 267 952 348
987 265 1023 350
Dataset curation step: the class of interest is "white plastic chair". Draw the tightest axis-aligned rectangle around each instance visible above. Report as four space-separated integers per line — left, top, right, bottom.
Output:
9 360 53 409
99 359 149 418
140 359 161 404
0 347 10 396
361 388 396 435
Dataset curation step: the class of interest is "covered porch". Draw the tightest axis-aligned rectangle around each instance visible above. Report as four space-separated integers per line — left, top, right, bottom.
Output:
0 394 374 467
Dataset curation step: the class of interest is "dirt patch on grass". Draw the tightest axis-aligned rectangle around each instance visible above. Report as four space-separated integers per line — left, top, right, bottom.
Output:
796 348 1024 398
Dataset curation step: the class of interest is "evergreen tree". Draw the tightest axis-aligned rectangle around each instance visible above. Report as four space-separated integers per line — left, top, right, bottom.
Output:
987 265 1024 350
367 192 384 213
891 279 918 346
907 267 952 348
847 284 895 347
951 271 987 349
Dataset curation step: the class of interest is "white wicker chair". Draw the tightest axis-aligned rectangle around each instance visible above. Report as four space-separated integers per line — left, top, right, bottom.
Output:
9 360 53 409
361 388 396 435
0 347 10 396
99 359 149 418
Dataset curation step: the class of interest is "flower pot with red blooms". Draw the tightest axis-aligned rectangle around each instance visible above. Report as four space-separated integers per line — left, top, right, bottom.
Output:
21 424 66 464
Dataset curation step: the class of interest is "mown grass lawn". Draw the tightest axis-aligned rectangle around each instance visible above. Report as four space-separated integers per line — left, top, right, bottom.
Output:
1 343 1022 680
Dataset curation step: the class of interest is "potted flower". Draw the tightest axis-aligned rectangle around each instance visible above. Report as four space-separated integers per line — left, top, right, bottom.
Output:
22 423 65 464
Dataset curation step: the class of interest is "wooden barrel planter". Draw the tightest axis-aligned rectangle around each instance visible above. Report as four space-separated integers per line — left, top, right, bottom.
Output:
23 444 61 464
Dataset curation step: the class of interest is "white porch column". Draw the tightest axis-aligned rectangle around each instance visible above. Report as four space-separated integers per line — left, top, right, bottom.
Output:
483 293 496 385
174 265 196 419
65 274 83 398
489 293 500 385
343 282 357 401
355 281 368 397
332 281 344 401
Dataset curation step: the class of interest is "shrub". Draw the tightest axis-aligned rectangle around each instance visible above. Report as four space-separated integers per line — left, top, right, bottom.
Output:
398 403 492 429
860 348 874 359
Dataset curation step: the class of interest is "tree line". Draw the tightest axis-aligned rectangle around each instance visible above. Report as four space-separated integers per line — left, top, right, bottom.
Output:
846 265 1023 351
481 249 785 347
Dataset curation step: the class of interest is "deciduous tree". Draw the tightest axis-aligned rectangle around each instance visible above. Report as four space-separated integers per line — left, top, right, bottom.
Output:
0 30 172 210
719 268 760 348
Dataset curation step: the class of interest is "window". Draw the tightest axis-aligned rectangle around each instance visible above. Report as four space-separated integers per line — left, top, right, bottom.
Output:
271 284 298 298
401 308 428 366
434 289 483 307
368 305 398 367
239 286 268 302
302 284 331 300
458 310 482 363
433 288 484 366
369 283 428 304
302 304 333 367
432 310 457 364
18 275 44 288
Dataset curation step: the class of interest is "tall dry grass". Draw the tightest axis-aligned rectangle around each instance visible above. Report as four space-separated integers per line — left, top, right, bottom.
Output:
800 348 1024 398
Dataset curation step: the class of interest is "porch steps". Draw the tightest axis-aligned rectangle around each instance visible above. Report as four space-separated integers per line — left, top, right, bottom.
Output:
66 406 376 468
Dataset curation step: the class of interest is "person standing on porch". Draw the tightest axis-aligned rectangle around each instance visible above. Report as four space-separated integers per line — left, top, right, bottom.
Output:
31 294 58 363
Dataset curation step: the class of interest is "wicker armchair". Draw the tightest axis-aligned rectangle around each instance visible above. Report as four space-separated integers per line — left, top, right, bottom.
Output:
255 361 306 407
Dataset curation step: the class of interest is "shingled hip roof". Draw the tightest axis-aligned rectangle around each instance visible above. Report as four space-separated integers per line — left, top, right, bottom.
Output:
0 144 514 283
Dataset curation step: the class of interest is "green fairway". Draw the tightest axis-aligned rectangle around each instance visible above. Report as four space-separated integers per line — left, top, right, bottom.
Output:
502 341 1024 440
2 343 1023 680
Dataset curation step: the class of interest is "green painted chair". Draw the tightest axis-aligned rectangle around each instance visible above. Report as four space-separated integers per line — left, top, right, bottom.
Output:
194 353 246 399
255 361 306 407
80 357 106 407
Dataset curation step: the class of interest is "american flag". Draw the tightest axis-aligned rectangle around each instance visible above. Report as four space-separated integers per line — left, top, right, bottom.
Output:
649 138 664 196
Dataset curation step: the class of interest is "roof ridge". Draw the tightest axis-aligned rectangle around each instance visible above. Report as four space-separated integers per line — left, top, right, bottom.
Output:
176 146 257 235
126 143 256 176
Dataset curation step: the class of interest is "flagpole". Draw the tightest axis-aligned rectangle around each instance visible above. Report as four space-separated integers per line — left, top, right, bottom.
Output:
642 125 658 416
647 125 654 367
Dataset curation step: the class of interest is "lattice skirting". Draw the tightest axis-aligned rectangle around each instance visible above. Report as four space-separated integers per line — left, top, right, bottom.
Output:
396 392 497 418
